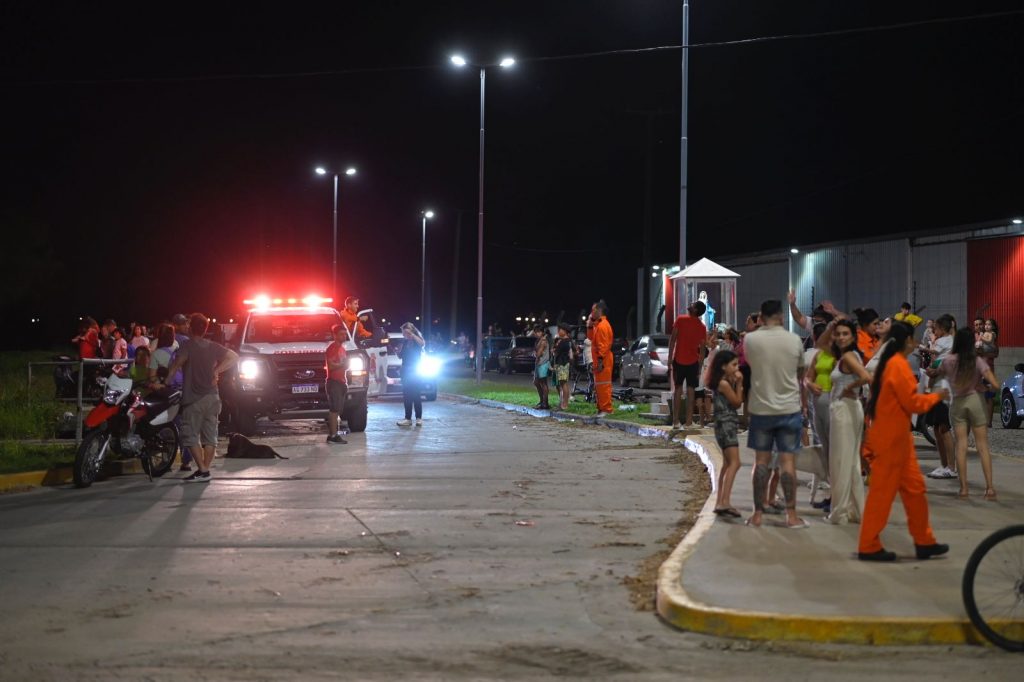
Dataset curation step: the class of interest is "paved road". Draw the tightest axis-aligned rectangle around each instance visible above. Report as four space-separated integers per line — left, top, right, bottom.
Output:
0 400 1017 680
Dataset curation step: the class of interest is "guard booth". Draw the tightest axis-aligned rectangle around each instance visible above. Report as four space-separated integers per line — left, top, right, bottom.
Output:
669 257 739 330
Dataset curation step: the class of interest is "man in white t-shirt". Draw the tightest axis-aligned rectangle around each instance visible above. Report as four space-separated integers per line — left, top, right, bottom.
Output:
744 299 807 529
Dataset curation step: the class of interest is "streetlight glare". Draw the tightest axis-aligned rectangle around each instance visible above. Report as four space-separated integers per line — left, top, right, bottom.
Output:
499 57 515 68
450 54 467 67
424 210 435 219
315 167 327 175
1013 218 1023 225
790 248 799 254
345 167 357 176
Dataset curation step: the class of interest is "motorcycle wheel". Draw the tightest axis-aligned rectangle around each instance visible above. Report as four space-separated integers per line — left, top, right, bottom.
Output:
73 428 110 488
141 424 179 479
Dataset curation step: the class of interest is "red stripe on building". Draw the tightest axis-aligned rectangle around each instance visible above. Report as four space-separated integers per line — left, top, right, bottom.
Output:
967 235 1024 346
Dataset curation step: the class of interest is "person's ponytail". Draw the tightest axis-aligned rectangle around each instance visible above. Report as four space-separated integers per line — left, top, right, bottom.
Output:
865 321 914 419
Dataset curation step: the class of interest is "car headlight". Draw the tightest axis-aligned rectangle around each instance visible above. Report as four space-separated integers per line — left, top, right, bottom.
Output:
417 356 442 378
239 359 261 381
348 356 365 372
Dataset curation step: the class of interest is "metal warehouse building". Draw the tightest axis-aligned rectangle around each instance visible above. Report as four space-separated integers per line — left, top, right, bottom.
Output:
644 219 1024 380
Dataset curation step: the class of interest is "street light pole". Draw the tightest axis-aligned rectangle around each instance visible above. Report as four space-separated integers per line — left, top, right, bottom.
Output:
315 166 357 305
332 173 339 303
421 210 434 344
679 0 690 271
475 66 486 385
452 54 513 384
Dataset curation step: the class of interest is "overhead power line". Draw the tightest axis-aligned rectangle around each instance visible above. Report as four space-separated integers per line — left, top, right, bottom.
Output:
9 9 1023 86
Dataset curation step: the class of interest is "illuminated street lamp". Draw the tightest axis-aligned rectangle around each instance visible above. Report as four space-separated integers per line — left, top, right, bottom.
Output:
421 210 435 342
314 165 358 302
450 53 516 383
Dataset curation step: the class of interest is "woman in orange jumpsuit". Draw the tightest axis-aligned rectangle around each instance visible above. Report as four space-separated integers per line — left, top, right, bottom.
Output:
858 321 950 562
587 301 614 414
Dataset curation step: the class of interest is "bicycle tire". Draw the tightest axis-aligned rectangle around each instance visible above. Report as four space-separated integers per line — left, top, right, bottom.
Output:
962 524 1024 652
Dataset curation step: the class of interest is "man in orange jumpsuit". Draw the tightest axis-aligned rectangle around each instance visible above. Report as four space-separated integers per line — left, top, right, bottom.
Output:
587 300 614 414
858 322 949 562
340 296 373 342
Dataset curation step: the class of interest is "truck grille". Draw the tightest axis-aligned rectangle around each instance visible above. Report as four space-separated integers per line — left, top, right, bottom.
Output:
270 353 326 389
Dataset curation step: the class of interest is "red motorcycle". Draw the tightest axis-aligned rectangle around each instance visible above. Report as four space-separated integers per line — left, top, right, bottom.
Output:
73 373 182 488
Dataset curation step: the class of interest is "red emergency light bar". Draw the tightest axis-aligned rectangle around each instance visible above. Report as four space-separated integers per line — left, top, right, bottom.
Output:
243 294 334 310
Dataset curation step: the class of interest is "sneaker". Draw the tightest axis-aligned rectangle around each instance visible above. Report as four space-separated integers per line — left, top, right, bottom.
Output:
397 419 412 427
940 468 959 479
915 543 949 560
326 434 347 444
858 549 897 562
415 419 423 427
926 466 946 479
183 470 211 483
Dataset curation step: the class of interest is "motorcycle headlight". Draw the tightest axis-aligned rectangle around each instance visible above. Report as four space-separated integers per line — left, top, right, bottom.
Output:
239 359 261 380
348 356 365 372
417 356 442 378
103 388 122 405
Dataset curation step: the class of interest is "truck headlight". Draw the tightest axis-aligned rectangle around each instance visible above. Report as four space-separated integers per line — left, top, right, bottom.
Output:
239 359 261 380
348 356 365 372
417 356 441 378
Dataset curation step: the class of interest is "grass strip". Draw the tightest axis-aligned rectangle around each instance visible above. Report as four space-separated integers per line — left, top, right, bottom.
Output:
442 377 660 423
0 441 76 475
1 350 69 440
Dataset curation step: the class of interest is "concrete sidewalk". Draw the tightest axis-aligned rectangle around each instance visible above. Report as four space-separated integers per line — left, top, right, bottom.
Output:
657 432 1023 645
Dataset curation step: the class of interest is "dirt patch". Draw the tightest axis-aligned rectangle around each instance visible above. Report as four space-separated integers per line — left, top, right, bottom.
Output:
622 450 711 611
486 643 644 676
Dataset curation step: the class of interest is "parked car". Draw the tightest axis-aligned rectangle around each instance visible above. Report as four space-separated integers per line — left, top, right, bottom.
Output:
383 332 438 401
481 336 513 372
618 334 670 388
1000 362 1024 429
498 336 537 374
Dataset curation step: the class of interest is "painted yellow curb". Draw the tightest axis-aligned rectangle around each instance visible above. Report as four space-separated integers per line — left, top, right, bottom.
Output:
0 466 73 491
656 435 987 646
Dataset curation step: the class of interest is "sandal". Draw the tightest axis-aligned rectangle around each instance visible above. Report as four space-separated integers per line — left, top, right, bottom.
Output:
984 488 997 501
957 490 970 500
714 507 742 518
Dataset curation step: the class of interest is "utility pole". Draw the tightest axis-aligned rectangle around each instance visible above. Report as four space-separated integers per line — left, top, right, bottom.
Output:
679 0 690 270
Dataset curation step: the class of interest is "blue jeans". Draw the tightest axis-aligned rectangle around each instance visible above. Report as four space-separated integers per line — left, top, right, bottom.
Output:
747 412 802 454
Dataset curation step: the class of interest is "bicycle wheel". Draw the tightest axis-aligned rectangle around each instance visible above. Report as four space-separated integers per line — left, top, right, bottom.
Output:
962 524 1024 652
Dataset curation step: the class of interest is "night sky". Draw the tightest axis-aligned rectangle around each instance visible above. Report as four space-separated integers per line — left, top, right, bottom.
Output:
2 1 1021 348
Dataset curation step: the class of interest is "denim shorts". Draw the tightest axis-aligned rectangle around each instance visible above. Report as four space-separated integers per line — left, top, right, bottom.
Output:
747 412 802 454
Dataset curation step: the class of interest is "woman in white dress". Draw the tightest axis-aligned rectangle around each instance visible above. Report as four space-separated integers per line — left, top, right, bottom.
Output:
827 320 873 525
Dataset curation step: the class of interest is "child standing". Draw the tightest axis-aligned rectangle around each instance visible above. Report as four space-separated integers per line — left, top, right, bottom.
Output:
710 350 743 518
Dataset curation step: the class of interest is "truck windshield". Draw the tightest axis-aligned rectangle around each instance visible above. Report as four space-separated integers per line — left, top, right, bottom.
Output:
244 314 340 344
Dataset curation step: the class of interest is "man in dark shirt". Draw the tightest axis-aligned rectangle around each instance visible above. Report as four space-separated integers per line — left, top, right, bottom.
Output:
325 324 349 444
99 319 117 359
164 313 238 483
171 313 190 348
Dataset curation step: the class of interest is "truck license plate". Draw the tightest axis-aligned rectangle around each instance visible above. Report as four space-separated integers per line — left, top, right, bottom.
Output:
291 384 318 394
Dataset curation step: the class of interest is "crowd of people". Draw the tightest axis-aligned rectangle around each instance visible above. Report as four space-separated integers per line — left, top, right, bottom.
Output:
71 312 238 482
664 292 1003 561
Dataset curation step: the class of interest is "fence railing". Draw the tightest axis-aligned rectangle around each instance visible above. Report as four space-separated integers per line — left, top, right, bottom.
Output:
27 358 136 443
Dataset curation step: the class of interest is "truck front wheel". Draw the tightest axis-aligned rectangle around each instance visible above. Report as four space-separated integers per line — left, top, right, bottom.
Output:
344 397 368 432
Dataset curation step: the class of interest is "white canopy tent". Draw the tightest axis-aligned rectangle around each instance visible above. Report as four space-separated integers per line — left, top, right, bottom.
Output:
669 257 740 329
